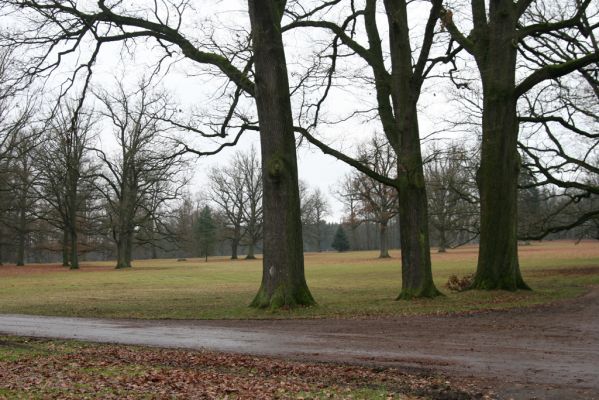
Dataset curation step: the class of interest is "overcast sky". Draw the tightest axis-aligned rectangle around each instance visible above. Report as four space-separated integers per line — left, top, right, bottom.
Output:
10 0 470 222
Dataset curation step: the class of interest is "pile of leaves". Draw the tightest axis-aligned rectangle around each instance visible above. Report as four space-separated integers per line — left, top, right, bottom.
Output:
446 275 474 292
0 336 493 399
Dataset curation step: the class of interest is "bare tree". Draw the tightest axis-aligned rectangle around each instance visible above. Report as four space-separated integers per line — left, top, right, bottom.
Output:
208 163 246 260
442 0 598 290
301 187 330 252
208 147 264 260
425 144 479 252
1 0 315 308
284 0 452 297
5 131 39 265
343 136 399 259
334 176 362 251
0 49 34 263
94 80 186 269
34 102 98 269
237 148 263 260
248 0 315 308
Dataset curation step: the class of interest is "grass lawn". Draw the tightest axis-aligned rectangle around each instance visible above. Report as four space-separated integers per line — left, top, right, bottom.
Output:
0 336 486 399
0 240 598 319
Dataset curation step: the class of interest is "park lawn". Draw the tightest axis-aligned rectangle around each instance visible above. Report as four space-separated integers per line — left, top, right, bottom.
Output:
0 240 598 319
0 336 484 399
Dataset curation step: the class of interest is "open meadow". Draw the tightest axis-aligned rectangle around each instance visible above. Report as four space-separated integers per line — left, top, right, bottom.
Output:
1 240 598 319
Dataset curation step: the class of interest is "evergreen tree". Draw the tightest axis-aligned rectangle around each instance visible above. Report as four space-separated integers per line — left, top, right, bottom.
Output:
194 206 216 262
331 226 350 252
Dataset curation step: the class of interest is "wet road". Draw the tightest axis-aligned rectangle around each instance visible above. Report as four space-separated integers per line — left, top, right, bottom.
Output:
1 288 598 399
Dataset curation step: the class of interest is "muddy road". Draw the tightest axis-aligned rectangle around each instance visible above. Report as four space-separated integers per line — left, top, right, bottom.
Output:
1 288 598 399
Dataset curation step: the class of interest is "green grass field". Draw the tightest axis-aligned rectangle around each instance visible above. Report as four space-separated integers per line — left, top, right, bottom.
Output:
1 241 598 319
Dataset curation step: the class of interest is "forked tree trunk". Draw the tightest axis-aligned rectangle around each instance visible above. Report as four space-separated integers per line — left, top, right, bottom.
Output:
248 0 315 309
379 221 390 258
385 0 440 299
470 1 529 290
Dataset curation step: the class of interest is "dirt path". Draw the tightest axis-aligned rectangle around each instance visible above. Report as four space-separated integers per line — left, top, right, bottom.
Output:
1 288 598 399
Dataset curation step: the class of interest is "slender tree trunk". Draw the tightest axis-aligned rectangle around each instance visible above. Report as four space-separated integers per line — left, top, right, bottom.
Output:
69 229 79 269
379 221 390 258
68 202 79 270
62 229 70 267
385 0 439 299
316 222 322 252
471 1 529 290
248 0 315 309
16 205 26 266
231 237 239 260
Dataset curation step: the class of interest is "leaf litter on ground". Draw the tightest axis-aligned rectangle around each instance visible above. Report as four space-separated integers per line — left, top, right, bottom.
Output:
0 336 494 399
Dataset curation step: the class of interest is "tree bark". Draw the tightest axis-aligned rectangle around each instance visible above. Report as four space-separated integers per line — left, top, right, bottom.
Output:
384 0 440 299
231 237 239 260
246 242 256 259
248 0 315 309
470 1 529 290
62 229 70 267
69 228 79 270
379 221 390 258
68 197 79 270
438 227 447 253
116 232 132 269
16 202 26 266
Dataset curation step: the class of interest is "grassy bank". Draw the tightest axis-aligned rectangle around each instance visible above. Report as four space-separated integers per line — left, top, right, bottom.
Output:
0 241 598 319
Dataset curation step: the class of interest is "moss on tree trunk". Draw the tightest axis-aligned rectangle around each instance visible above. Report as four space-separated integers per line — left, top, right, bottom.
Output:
248 0 315 309
384 0 440 299
469 1 530 291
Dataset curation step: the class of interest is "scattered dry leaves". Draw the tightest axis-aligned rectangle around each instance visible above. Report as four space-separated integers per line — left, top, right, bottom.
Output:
0 337 493 399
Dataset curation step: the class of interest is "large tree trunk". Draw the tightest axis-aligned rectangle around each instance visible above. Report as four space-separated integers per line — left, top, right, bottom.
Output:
438 227 447 253
385 0 440 299
471 1 529 291
378 221 390 258
248 0 315 309
115 232 132 269
246 241 256 260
